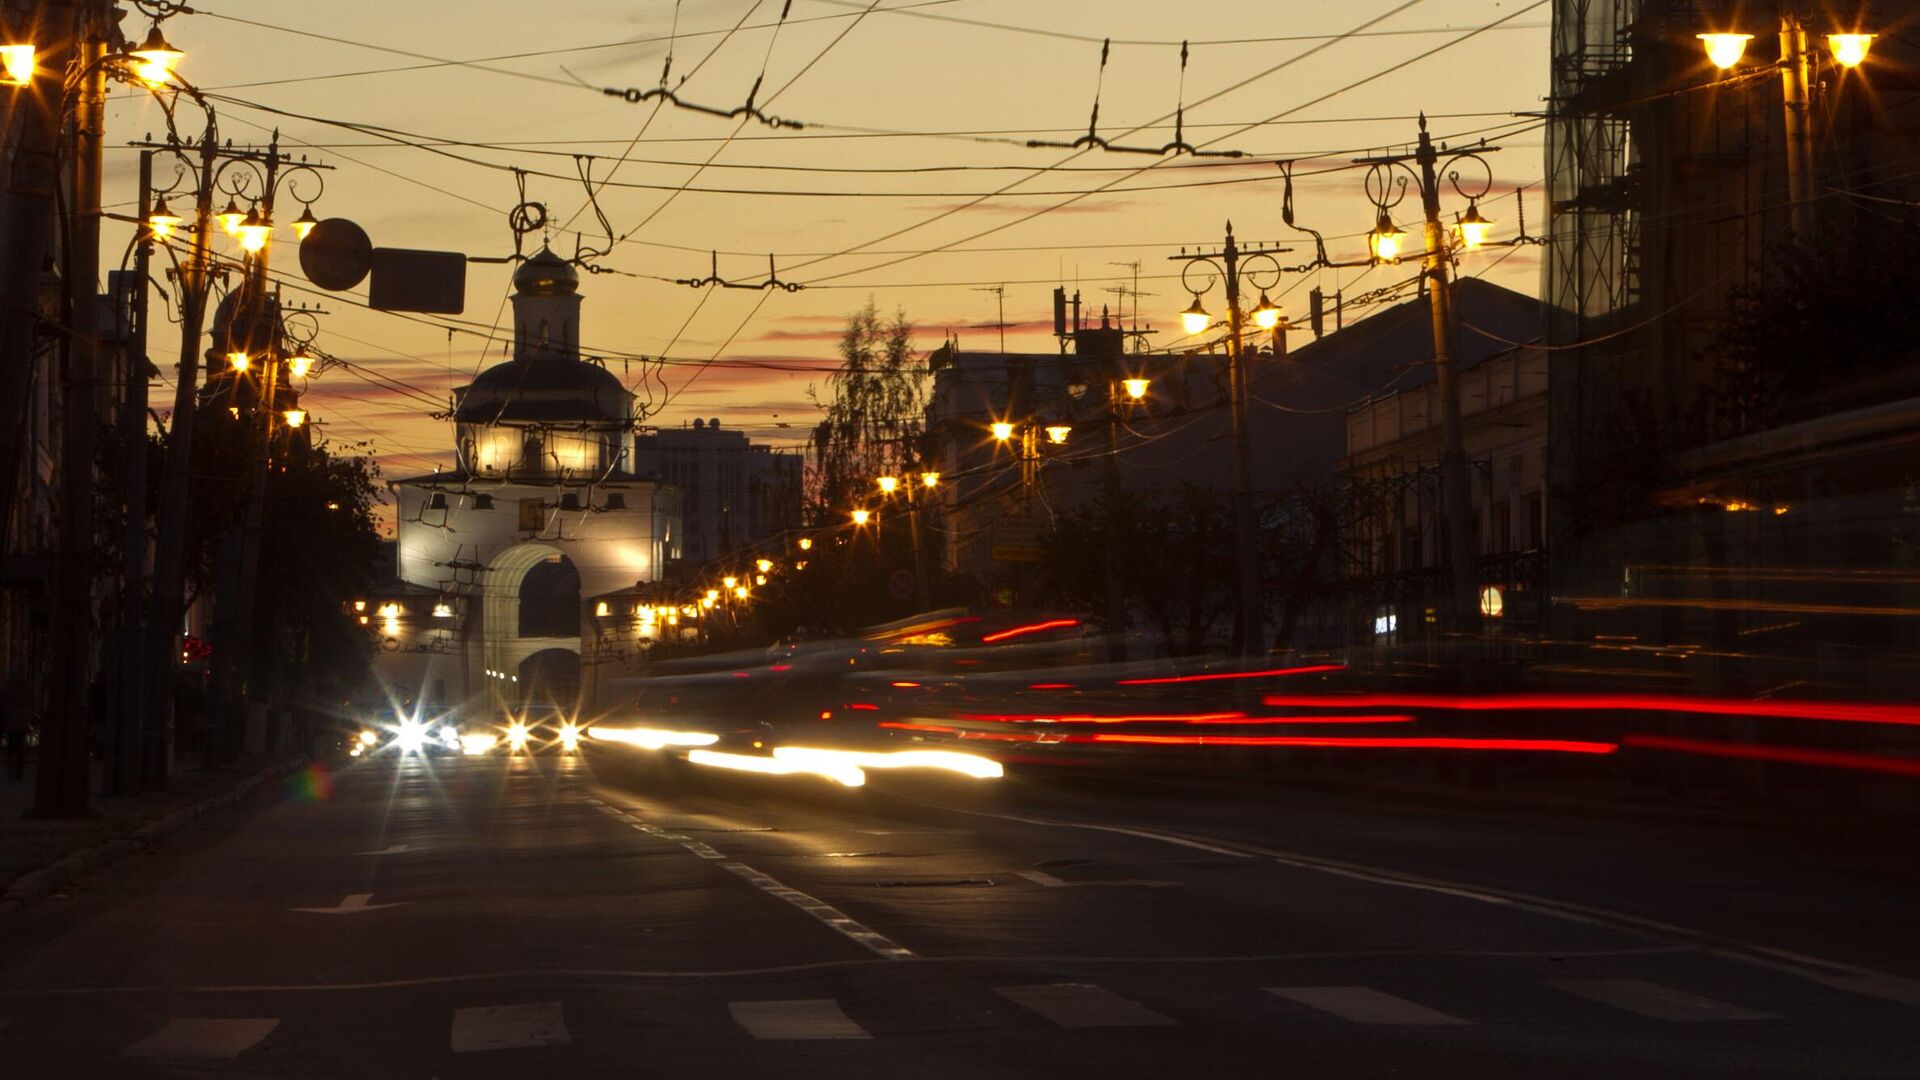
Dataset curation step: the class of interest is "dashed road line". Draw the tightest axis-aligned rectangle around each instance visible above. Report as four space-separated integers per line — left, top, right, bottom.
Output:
995 983 1177 1028
600 802 917 961
1548 979 1774 1021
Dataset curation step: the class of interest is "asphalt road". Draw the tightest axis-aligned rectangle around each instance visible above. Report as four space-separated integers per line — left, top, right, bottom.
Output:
2 748 1916 1078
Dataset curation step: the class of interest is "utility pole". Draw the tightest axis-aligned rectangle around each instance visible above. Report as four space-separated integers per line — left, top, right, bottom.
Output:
213 136 285 762
1170 224 1265 657
0 0 66 544
142 127 219 790
1777 13 1815 239
108 147 156 796
39 0 108 817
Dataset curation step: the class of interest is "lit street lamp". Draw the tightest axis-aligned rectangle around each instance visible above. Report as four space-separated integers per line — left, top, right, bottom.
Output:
1170 224 1291 656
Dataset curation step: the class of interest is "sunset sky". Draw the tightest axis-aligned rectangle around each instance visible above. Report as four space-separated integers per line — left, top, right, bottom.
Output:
104 0 1550 531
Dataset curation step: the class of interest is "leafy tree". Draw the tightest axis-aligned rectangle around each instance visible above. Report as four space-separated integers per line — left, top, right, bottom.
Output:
806 300 924 522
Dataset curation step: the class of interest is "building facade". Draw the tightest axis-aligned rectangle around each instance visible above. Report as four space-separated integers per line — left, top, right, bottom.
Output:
382 249 682 711
631 418 802 571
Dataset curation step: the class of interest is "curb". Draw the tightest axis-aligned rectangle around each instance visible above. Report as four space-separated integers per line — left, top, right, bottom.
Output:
0 757 306 914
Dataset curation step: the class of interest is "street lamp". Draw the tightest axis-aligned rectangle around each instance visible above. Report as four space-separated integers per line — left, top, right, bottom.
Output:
127 23 184 87
990 421 1015 441
1694 16 1878 238
0 43 32 87
797 537 813 551
226 351 251 373
1354 117 1502 629
291 203 320 240
281 409 306 429
876 475 899 494
1457 201 1493 250
1697 32 1753 70
236 204 271 254
1368 210 1405 263
1179 295 1212 336
1250 290 1282 331
755 558 773 573
217 196 245 235
723 576 738 589
1828 34 1873 68
146 195 181 240
1170 224 1290 656
851 508 872 526
286 352 315 379
1044 425 1071 445
920 471 940 488
1123 378 1150 401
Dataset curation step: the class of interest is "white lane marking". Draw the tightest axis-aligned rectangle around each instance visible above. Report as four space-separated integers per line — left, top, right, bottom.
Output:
1268 986 1468 1025
902 797 1920 1009
353 844 419 855
290 892 405 915
120 1018 278 1058
604 805 916 961
450 1002 571 1052
730 999 871 1040
995 983 1177 1028
1549 979 1774 1021
1016 870 1175 889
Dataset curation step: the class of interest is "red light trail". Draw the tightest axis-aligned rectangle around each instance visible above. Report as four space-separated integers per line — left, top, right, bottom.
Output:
981 618 1081 643
1257 692 1920 728
1622 733 1920 777
1086 734 1620 752
1117 664 1345 686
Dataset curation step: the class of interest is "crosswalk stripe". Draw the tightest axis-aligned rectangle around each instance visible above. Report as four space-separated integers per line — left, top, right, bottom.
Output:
1548 979 1775 1021
1268 986 1469 1025
730 999 871 1040
120 1018 279 1059
995 983 1178 1028
450 1002 571 1052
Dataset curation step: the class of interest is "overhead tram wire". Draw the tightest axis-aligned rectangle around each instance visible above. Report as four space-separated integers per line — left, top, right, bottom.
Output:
205 91 1542 200
791 0 1550 286
782 0 1433 284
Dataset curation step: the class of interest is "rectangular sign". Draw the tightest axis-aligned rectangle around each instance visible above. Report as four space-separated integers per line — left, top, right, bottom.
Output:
369 248 467 314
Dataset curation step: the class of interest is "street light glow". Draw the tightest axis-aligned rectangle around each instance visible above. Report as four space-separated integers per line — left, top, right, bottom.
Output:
227 351 251 372
1251 291 1282 331
1828 34 1873 68
218 198 245 235
756 558 773 573
237 206 271 254
797 537 813 551
287 353 316 378
291 204 320 240
1370 211 1405 263
128 24 184 86
1458 201 1493 250
1180 296 1212 336
1 44 34 87
1045 425 1071 445
281 409 306 429
920 471 940 488
1698 32 1752 70
852 508 872 526
147 196 181 241
990 421 1015 441
876 475 899 493
1124 378 1150 401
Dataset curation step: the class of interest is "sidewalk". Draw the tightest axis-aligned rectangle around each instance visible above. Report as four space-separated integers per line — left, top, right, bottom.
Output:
0 753 304 907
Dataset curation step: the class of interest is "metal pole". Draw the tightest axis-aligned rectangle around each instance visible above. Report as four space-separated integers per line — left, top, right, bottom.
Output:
1102 379 1127 663
1415 122 1481 631
108 149 155 796
39 4 106 816
1222 224 1263 657
143 128 218 790
212 139 283 763
0 0 64 545
1778 14 1815 239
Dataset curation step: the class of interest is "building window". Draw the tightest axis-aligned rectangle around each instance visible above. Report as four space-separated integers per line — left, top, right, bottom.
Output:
518 498 544 532
560 493 581 511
